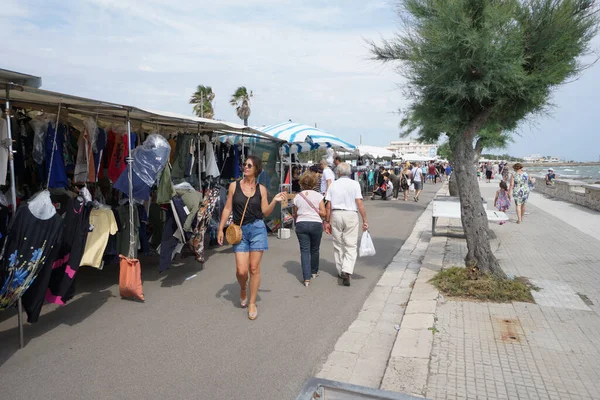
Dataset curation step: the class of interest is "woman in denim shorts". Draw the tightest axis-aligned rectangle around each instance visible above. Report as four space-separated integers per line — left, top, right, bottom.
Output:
217 155 285 320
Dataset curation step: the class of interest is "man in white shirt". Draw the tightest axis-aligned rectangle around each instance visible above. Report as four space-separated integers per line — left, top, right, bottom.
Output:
325 163 369 286
412 162 423 202
320 159 335 197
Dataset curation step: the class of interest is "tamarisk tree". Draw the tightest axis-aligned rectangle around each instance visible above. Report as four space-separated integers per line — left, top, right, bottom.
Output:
371 0 598 276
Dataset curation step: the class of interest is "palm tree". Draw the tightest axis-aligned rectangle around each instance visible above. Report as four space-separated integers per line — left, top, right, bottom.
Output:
230 86 253 126
189 85 215 119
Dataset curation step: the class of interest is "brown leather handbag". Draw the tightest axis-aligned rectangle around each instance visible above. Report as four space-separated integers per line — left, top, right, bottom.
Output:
226 195 251 245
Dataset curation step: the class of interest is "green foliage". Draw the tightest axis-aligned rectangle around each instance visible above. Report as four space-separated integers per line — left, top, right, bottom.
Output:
481 153 523 161
230 86 253 125
437 140 453 160
430 267 535 303
189 85 215 119
370 0 599 144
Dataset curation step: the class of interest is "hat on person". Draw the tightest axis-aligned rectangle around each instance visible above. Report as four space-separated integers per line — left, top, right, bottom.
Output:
548 168 554 172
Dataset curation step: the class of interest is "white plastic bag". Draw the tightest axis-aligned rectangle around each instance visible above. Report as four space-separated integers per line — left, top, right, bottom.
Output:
359 231 376 257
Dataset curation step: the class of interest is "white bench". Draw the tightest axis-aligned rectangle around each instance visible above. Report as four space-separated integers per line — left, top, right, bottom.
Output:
432 197 508 236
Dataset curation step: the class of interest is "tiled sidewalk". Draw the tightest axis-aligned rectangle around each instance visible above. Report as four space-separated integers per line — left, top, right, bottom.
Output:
426 186 600 400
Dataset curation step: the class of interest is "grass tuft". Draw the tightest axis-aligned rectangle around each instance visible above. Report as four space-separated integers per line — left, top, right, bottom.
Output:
430 267 535 303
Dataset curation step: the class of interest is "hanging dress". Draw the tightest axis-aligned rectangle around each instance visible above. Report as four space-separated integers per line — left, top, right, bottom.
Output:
0 205 63 322
46 197 92 305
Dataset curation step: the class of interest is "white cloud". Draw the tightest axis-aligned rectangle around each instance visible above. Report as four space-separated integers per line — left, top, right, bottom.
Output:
138 65 156 72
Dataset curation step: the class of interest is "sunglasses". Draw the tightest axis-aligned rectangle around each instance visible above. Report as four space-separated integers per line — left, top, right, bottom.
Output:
244 163 254 168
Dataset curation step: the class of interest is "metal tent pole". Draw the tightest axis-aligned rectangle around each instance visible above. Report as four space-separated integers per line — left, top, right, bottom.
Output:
4 86 24 349
126 111 135 258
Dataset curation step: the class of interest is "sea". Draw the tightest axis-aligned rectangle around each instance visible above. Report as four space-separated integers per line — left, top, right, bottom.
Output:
524 165 600 184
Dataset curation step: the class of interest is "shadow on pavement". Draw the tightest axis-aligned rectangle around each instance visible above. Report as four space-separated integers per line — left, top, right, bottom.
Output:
0 290 113 368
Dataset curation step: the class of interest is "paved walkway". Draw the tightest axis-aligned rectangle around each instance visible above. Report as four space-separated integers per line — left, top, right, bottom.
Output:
0 184 439 400
319 180 600 399
425 183 600 400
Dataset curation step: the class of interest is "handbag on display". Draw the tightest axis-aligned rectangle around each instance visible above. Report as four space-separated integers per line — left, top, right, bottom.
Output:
225 195 250 245
119 255 145 301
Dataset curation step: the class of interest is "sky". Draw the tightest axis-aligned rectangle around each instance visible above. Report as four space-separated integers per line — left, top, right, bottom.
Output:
2 0 599 161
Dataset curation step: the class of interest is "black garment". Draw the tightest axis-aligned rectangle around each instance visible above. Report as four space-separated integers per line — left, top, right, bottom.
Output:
47 197 92 305
292 178 301 193
377 172 385 187
159 207 179 273
0 205 11 251
232 181 263 226
0 205 63 323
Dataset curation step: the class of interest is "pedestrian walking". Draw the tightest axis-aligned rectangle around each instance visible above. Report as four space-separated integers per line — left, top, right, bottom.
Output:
508 163 530 224
217 155 286 320
324 163 369 287
412 162 424 201
389 170 400 200
320 159 335 198
400 167 411 201
494 180 511 225
293 172 326 287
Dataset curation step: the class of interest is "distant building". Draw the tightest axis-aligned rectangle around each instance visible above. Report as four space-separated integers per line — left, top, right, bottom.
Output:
387 140 438 158
522 154 562 163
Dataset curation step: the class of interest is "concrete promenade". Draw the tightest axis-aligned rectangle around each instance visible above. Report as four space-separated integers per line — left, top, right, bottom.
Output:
0 184 438 400
318 180 600 399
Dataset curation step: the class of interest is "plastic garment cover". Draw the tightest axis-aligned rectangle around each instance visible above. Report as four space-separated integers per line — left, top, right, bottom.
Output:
114 134 170 201
132 134 171 187
173 182 194 191
30 117 48 165
28 190 57 220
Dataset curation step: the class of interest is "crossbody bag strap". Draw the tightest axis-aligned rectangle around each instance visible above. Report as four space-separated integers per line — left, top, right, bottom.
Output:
239 181 252 226
298 192 320 217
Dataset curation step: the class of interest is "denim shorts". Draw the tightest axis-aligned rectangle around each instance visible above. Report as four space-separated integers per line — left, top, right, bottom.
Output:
232 220 269 253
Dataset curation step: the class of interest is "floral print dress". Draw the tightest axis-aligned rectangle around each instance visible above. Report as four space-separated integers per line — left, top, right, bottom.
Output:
512 172 530 205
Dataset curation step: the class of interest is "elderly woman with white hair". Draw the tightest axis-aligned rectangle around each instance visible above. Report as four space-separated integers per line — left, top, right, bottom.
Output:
324 162 369 287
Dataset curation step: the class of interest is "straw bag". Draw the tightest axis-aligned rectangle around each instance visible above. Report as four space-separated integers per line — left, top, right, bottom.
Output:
226 195 251 245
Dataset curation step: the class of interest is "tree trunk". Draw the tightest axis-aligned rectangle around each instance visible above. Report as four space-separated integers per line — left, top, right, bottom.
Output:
451 114 505 278
453 138 504 277
244 118 248 127
448 174 458 196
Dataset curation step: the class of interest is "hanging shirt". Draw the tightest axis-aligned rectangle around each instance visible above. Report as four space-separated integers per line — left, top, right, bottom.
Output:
73 126 96 183
80 208 118 269
45 123 69 189
204 136 219 178
94 127 107 180
0 205 63 322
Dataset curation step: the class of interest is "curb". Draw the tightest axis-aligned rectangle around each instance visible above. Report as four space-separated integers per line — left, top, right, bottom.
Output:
380 188 448 398
315 200 434 389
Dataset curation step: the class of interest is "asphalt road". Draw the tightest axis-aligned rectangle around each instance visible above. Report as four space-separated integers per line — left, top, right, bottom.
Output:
0 183 438 400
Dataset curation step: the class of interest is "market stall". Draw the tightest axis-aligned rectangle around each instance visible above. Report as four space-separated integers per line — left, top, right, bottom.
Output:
0 70 284 348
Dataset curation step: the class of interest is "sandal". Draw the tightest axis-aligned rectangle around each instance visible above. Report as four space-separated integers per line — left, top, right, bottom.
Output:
240 286 248 308
248 304 258 320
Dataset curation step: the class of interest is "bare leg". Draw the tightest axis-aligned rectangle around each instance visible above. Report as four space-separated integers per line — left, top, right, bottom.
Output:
515 201 522 223
248 251 263 305
235 252 250 306
520 204 526 222
404 189 408 201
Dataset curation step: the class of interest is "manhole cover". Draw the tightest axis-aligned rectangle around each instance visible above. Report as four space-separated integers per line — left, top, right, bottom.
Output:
495 318 521 343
